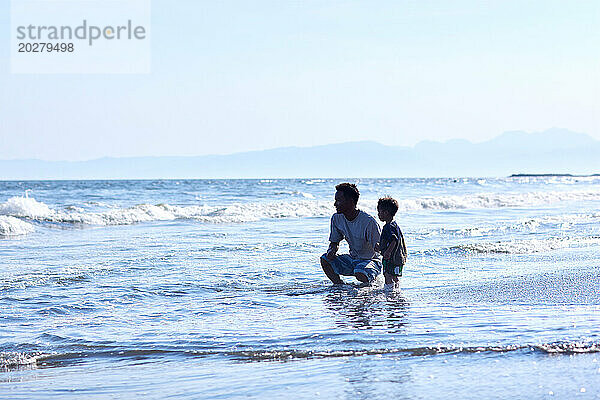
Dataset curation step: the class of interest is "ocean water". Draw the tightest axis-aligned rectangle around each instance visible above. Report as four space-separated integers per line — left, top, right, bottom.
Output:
1 177 600 399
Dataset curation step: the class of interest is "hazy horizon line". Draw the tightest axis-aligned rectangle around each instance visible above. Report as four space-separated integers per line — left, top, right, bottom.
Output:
1 127 591 163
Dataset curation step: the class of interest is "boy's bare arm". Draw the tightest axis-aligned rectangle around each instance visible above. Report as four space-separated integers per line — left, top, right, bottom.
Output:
383 239 397 260
326 242 339 260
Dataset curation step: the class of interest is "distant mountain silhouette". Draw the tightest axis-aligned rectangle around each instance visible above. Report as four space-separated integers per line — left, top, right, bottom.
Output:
1 128 599 179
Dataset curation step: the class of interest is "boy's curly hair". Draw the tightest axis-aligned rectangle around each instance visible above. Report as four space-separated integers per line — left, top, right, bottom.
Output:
335 183 360 204
377 196 399 216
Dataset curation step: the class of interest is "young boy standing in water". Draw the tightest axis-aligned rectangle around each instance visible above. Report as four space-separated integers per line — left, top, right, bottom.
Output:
377 197 407 288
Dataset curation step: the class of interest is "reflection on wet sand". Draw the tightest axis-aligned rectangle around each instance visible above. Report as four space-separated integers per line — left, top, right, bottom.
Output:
323 286 412 399
324 285 409 333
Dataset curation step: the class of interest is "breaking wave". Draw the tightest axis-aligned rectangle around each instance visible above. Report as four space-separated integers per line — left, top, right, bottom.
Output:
423 212 600 237
0 216 35 236
1 188 600 228
389 189 600 211
0 196 52 219
3 341 599 369
0 196 333 225
224 341 600 360
0 351 46 370
451 236 600 255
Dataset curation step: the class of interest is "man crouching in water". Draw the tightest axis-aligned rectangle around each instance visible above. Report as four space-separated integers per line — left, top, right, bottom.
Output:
320 183 382 285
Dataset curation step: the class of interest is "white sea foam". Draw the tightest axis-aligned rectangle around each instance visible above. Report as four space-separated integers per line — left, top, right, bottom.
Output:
0 216 35 236
454 236 600 254
389 190 600 212
1 189 600 227
302 179 326 185
300 192 315 199
0 196 53 218
159 201 331 223
0 352 43 369
274 190 316 199
0 196 333 225
424 212 600 237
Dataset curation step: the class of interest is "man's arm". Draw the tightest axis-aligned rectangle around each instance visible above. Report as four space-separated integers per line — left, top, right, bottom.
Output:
326 242 339 260
327 215 343 260
366 219 382 251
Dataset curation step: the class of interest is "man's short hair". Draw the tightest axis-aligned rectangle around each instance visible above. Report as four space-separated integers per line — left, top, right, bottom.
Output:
377 197 399 216
335 183 360 204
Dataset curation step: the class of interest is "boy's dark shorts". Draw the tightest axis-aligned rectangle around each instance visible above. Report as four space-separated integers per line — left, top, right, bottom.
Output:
383 260 403 277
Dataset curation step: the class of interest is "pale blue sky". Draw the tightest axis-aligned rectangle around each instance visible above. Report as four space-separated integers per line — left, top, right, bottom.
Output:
1 0 598 161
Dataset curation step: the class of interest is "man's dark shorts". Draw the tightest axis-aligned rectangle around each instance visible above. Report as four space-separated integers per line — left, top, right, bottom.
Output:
321 253 382 283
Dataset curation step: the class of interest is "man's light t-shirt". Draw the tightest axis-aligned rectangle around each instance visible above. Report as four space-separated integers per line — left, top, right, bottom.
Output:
329 210 381 260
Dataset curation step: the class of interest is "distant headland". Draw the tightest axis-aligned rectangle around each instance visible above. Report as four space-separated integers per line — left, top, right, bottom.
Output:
1 128 600 180
510 174 600 177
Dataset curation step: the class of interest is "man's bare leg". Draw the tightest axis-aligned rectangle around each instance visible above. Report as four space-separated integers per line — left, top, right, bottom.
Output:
320 258 343 284
354 272 369 284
